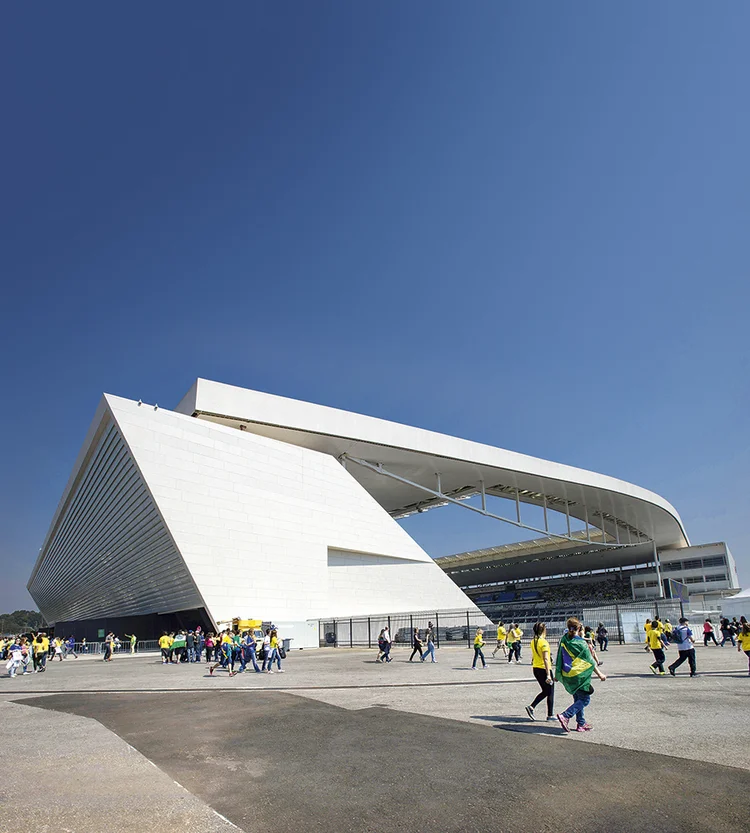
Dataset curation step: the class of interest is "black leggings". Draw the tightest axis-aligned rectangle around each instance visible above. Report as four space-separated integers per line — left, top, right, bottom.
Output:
409 645 423 661
508 642 521 662
530 667 554 716
651 648 666 672
704 631 718 646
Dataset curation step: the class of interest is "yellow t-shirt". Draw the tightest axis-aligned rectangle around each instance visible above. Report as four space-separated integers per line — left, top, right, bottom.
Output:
531 636 550 669
737 632 750 651
158 635 171 649
221 633 233 645
270 636 279 649
663 623 673 634
648 629 664 650
509 628 523 643
34 637 49 654
473 633 484 648
496 625 506 642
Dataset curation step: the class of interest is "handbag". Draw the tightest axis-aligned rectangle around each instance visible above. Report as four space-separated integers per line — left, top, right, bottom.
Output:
279 646 287 660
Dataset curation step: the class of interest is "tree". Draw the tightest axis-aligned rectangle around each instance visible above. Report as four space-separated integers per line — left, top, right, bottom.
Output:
0 609 46 634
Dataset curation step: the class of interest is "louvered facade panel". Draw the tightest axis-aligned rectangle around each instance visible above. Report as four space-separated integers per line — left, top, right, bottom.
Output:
28 420 204 624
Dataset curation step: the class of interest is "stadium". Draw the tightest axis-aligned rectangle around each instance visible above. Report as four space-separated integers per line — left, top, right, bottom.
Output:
28 379 740 646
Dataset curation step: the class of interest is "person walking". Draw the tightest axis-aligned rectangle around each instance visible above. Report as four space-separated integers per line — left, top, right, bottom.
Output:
471 628 487 669
525 622 556 722
158 632 172 664
643 619 653 652
421 622 437 663
648 620 668 675
381 627 392 663
596 623 608 652
719 618 735 647
409 628 424 662
242 630 262 673
65 636 78 659
32 633 49 673
703 619 719 647
102 633 114 662
667 617 697 677
555 617 606 732
125 633 137 654
737 621 750 676
492 621 508 658
269 629 284 673
204 634 214 663
507 624 523 664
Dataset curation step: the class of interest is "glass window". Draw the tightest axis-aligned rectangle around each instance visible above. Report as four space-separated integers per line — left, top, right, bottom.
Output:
684 576 704 585
704 573 727 583
682 559 703 571
701 556 726 568
645 580 658 588
663 561 683 572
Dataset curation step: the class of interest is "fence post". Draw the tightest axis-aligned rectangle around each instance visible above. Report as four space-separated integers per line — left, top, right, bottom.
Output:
679 600 684 620
367 617 371 649
333 619 337 648
387 615 391 639
466 611 471 647
654 600 660 619
615 603 622 645
435 612 440 649
350 618 353 648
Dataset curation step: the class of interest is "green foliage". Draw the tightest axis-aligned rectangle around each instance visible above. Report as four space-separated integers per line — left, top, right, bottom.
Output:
0 609 46 634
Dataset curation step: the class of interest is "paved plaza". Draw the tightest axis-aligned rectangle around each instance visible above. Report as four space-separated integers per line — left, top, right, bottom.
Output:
1 643 748 832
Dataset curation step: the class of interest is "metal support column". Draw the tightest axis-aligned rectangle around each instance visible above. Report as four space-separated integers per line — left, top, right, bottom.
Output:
350 618 353 649
435 613 440 649
367 617 371 649
515 488 521 523
653 540 664 599
615 603 622 645
480 480 486 512
466 611 471 647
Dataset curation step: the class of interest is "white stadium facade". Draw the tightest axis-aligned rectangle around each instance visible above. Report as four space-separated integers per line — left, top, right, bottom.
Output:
28 379 740 646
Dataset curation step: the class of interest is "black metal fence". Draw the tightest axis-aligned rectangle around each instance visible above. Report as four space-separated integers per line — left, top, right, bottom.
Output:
318 598 687 649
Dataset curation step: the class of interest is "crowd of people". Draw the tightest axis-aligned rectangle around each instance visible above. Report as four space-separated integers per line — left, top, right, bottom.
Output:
0 632 80 676
156 627 287 675
641 615 750 677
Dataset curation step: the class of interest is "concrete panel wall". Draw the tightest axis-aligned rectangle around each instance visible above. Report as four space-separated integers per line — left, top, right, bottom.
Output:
108 396 477 626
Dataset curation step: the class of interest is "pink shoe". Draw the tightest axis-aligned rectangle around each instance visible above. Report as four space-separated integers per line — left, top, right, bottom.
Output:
556 713 570 733
576 723 593 732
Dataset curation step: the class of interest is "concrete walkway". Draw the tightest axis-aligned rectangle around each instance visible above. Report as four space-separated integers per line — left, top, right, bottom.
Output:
3 644 749 832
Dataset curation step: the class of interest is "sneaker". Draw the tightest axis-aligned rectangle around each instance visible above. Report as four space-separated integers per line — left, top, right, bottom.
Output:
546 716 558 722
556 713 570 733
576 723 593 732
659 671 666 676
525 705 536 721
668 667 676 676
277 669 285 673
650 666 658 675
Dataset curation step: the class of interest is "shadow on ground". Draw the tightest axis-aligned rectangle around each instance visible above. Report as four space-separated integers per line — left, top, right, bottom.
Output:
17 691 750 833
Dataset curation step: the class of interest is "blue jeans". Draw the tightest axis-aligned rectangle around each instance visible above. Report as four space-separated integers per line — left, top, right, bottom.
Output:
422 642 436 662
472 647 486 668
272 648 282 670
562 690 591 726
243 646 261 672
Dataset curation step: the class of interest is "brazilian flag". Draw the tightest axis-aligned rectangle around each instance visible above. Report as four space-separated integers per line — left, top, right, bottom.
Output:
555 634 594 695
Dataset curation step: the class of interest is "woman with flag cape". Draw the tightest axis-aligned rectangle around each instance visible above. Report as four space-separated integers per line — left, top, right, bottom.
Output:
555 618 606 733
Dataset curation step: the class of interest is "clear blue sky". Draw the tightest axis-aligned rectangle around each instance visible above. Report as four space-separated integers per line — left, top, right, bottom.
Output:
2 4 748 612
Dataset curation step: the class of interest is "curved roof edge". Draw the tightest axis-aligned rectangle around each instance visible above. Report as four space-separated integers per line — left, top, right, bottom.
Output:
175 378 689 549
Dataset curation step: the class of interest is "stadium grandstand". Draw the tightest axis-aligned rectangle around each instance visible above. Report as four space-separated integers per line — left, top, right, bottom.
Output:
436 532 740 629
